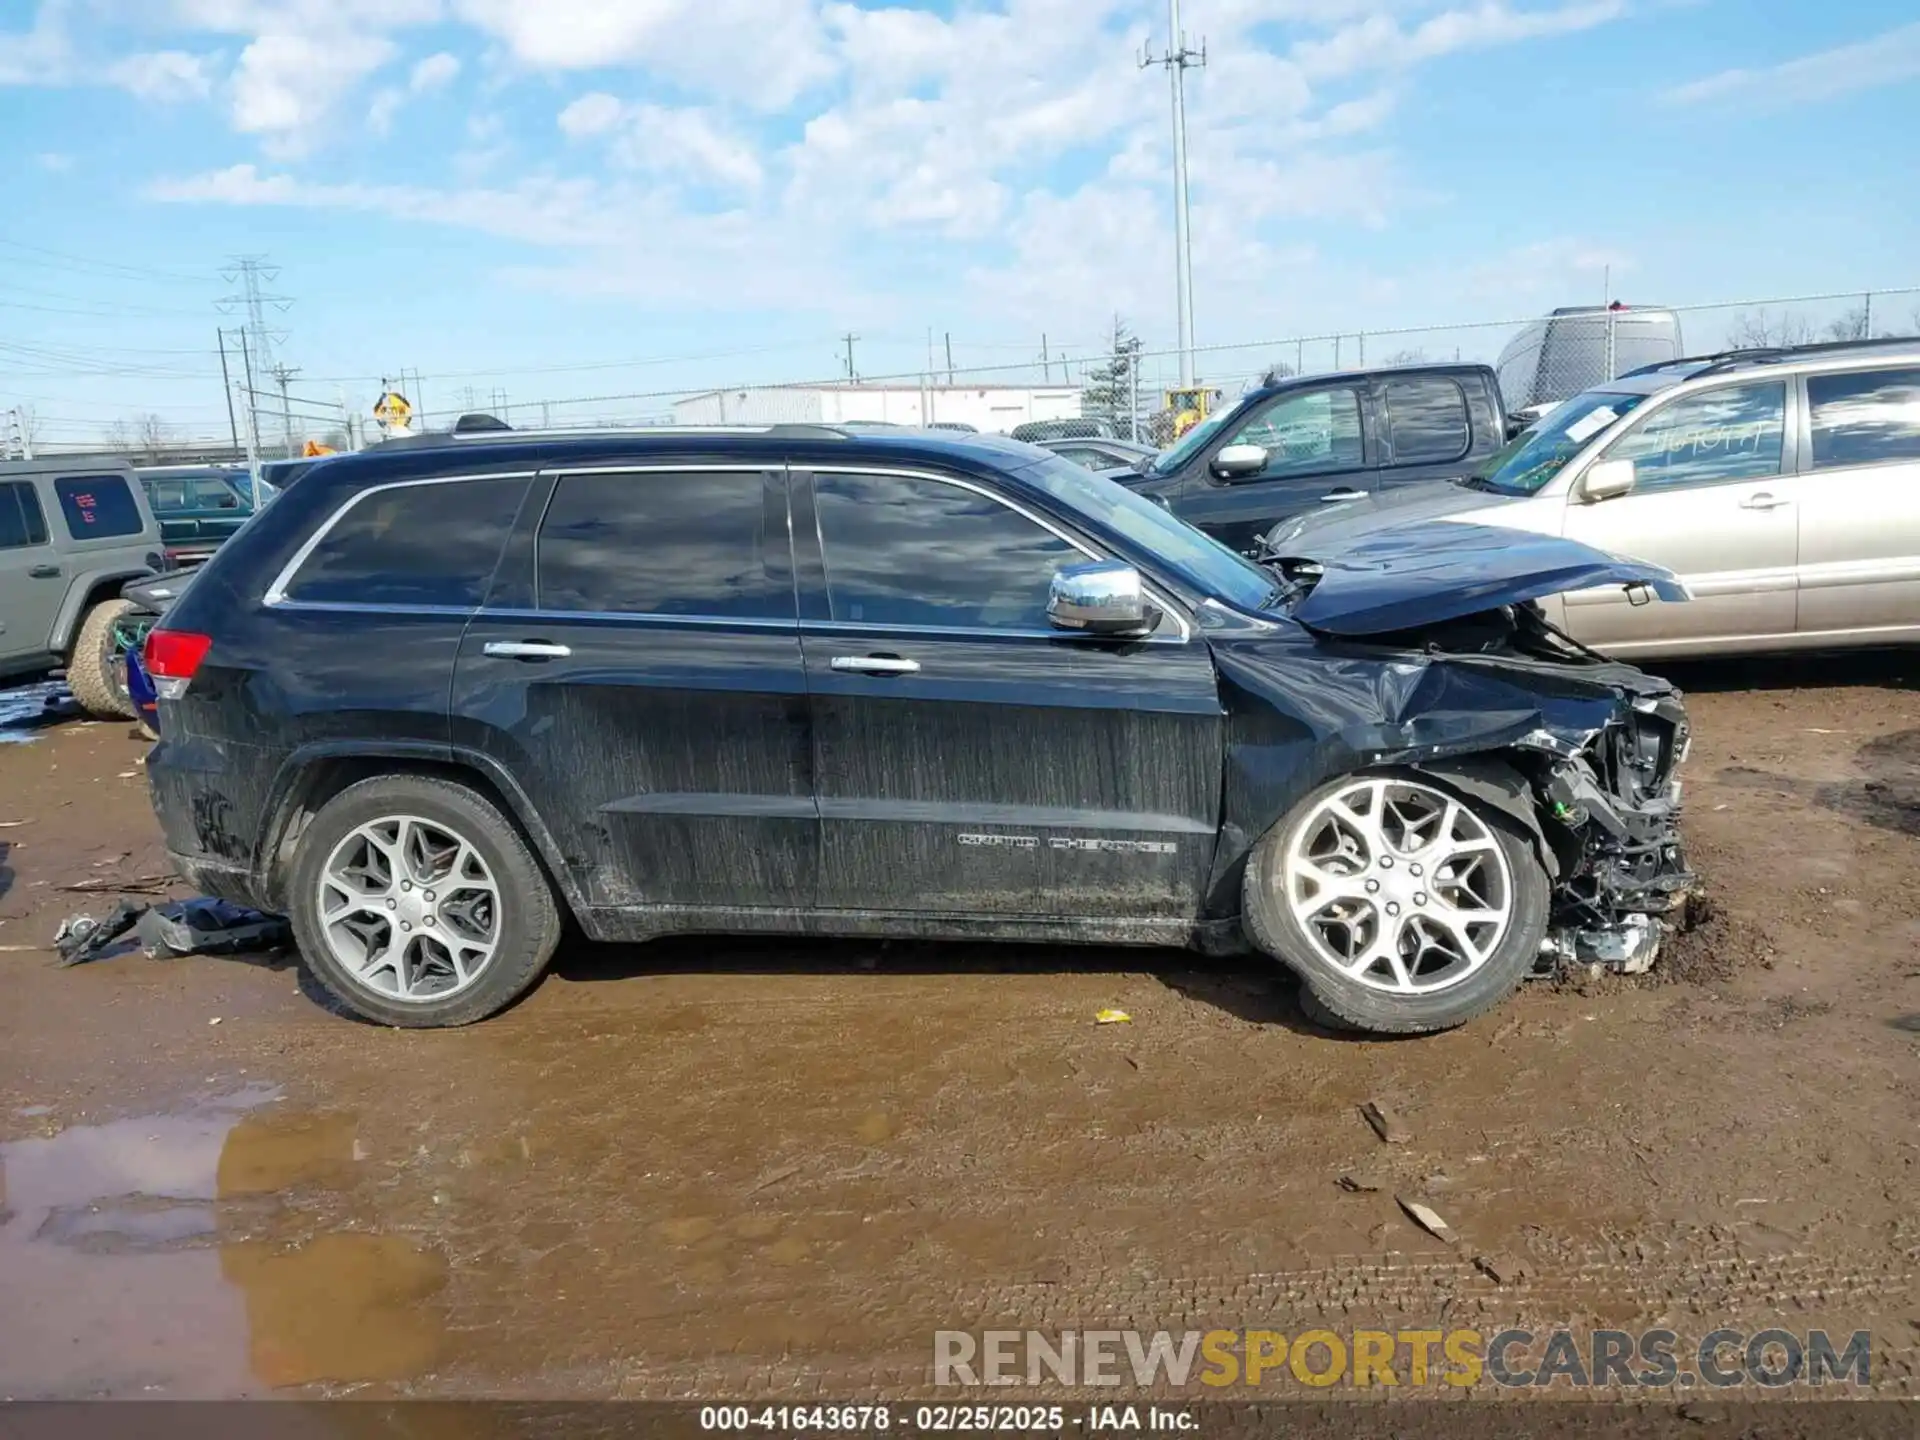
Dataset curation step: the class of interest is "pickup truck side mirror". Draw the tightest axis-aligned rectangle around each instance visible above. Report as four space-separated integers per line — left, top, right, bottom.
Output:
1577 458 1637 503
1210 443 1267 480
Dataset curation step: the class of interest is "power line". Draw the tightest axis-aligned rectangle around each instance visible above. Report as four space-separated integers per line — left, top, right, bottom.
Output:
0 234 219 287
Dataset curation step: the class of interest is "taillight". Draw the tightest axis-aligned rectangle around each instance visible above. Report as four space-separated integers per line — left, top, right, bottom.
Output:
144 629 213 700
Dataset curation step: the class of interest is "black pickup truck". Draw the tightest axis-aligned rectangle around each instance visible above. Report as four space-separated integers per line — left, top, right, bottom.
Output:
1113 363 1512 554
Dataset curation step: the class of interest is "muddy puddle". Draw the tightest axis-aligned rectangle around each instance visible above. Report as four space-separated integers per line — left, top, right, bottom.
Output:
0 1087 449 1397
0 680 75 745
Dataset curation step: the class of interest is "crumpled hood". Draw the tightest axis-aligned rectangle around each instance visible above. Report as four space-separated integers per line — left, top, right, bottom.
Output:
1272 519 1688 637
1265 478 1515 551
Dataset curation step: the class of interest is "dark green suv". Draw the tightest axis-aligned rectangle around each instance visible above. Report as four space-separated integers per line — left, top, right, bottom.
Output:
135 465 259 567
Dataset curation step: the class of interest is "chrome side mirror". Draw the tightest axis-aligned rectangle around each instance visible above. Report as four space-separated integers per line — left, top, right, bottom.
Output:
1048 560 1150 637
1578 457 1637 503
1210 443 1267 480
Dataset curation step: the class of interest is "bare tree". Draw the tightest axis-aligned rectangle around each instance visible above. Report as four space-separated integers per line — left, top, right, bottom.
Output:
1825 306 1871 342
1726 308 1814 349
136 413 170 462
1381 347 1430 364
102 419 133 454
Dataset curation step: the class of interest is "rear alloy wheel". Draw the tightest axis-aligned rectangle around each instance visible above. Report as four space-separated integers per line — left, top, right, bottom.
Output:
1243 772 1548 1035
288 775 561 1026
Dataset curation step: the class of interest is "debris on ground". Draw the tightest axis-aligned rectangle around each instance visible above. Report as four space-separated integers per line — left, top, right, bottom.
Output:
1360 1100 1411 1143
1396 1196 1457 1245
1336 1173 1382 1193
53 897 291 968
1094 1008 1132 1025
1473 1252 1525 1284
58 872 176 896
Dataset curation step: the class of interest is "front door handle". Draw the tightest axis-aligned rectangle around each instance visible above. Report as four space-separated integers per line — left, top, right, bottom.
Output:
831 655 920 675
482 640 572 660
1320 488 1365 503
1738 492 1790 511
27 564 60 579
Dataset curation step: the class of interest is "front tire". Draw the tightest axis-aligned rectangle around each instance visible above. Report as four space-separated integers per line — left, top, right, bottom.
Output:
1243 771 1548 1035
287 774 562 1027
66 598 136 720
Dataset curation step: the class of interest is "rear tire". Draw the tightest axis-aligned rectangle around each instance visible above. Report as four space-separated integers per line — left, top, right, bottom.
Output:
1243 770 1548 1035
66 598 136 721
287 774 562 1027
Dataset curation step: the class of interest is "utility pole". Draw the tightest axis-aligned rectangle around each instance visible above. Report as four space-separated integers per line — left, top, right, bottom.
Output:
269 362 300 457
1041 333 1051 384
215 328 240 454
944 333 954 384
842 333 859 381
1142 0 1205 386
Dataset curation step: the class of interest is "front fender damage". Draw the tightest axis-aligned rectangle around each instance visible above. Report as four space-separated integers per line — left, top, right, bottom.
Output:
1211 616 1698 977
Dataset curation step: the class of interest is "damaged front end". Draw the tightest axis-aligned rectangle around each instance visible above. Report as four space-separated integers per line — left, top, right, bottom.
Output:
1232 519 1701 978
1521 686 1695 975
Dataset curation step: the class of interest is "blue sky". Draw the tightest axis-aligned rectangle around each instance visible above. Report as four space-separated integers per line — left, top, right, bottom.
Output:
1 0 1917 446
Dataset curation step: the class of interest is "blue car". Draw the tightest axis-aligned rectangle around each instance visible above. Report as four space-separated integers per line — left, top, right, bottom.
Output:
120 572 194 738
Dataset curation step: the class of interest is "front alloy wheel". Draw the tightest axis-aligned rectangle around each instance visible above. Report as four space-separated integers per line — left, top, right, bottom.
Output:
1243 770 1548 1035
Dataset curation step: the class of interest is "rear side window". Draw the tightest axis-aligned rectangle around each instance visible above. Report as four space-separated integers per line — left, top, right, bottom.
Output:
1603 381 1785 490
1807 367 1920 470
1381 377 1472 465
0 481 49 549
536 470 791 618
54 476 144 539
283 476 527 608
814 472 1080 629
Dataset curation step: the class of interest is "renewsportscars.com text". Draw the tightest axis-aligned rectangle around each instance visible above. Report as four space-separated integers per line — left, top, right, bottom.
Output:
933 1328 1872 1390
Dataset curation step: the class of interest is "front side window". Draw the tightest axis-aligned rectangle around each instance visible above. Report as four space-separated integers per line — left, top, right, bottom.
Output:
1224 388 1364 480
0 481 49 550
814 472 1079 630
283 476 528 607
536 470 790 618
1381 377 1471 465
1601 381 1785 490
1807 367 1920 470
54 476 144 539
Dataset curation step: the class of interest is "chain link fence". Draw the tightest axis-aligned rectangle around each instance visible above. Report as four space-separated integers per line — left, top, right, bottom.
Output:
37 285 1920 455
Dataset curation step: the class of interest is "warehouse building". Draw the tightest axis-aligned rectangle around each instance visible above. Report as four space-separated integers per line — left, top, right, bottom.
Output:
672 382 1082 434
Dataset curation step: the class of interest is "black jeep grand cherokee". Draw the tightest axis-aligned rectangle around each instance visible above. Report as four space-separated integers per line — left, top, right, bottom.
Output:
143 425 1694 1034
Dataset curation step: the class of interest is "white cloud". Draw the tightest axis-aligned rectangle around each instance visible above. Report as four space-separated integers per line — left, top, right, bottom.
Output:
231 29 396 154
1294 1 1626 79
455 0 835 110
37 150 73 171
557 90 624 138
409 49 458 92
1666 21 1920 106
0 1 72 86
108 49 218 101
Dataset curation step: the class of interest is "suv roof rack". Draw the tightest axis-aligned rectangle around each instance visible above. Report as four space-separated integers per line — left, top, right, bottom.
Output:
1621 336 1918 382
367 421 858 451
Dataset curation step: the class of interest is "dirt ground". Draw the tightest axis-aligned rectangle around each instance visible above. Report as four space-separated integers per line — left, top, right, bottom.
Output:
0 654 1915 1402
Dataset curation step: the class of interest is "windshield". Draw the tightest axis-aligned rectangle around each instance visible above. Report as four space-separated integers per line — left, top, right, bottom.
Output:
1477 389 1650 495
1144 405 1235 475
1019 455 1277 612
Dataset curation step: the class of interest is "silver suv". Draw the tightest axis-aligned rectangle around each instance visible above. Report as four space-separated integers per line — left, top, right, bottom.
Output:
1264 338 1920 659
0 458 162 717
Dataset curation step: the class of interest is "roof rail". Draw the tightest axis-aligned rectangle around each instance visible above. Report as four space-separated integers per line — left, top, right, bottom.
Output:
1621 335 1918 382
367 421 860 450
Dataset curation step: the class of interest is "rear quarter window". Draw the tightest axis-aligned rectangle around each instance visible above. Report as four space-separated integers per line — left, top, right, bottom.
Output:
280 476 528 608
0 480 50 549
54 475 145 539
1807 367 1920 469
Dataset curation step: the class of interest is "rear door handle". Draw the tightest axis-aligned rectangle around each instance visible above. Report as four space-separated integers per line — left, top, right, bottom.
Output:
27 564 60 579
1320 488 1365 503
482 640 572 660
831 655 920 675
1739 492 1790 511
